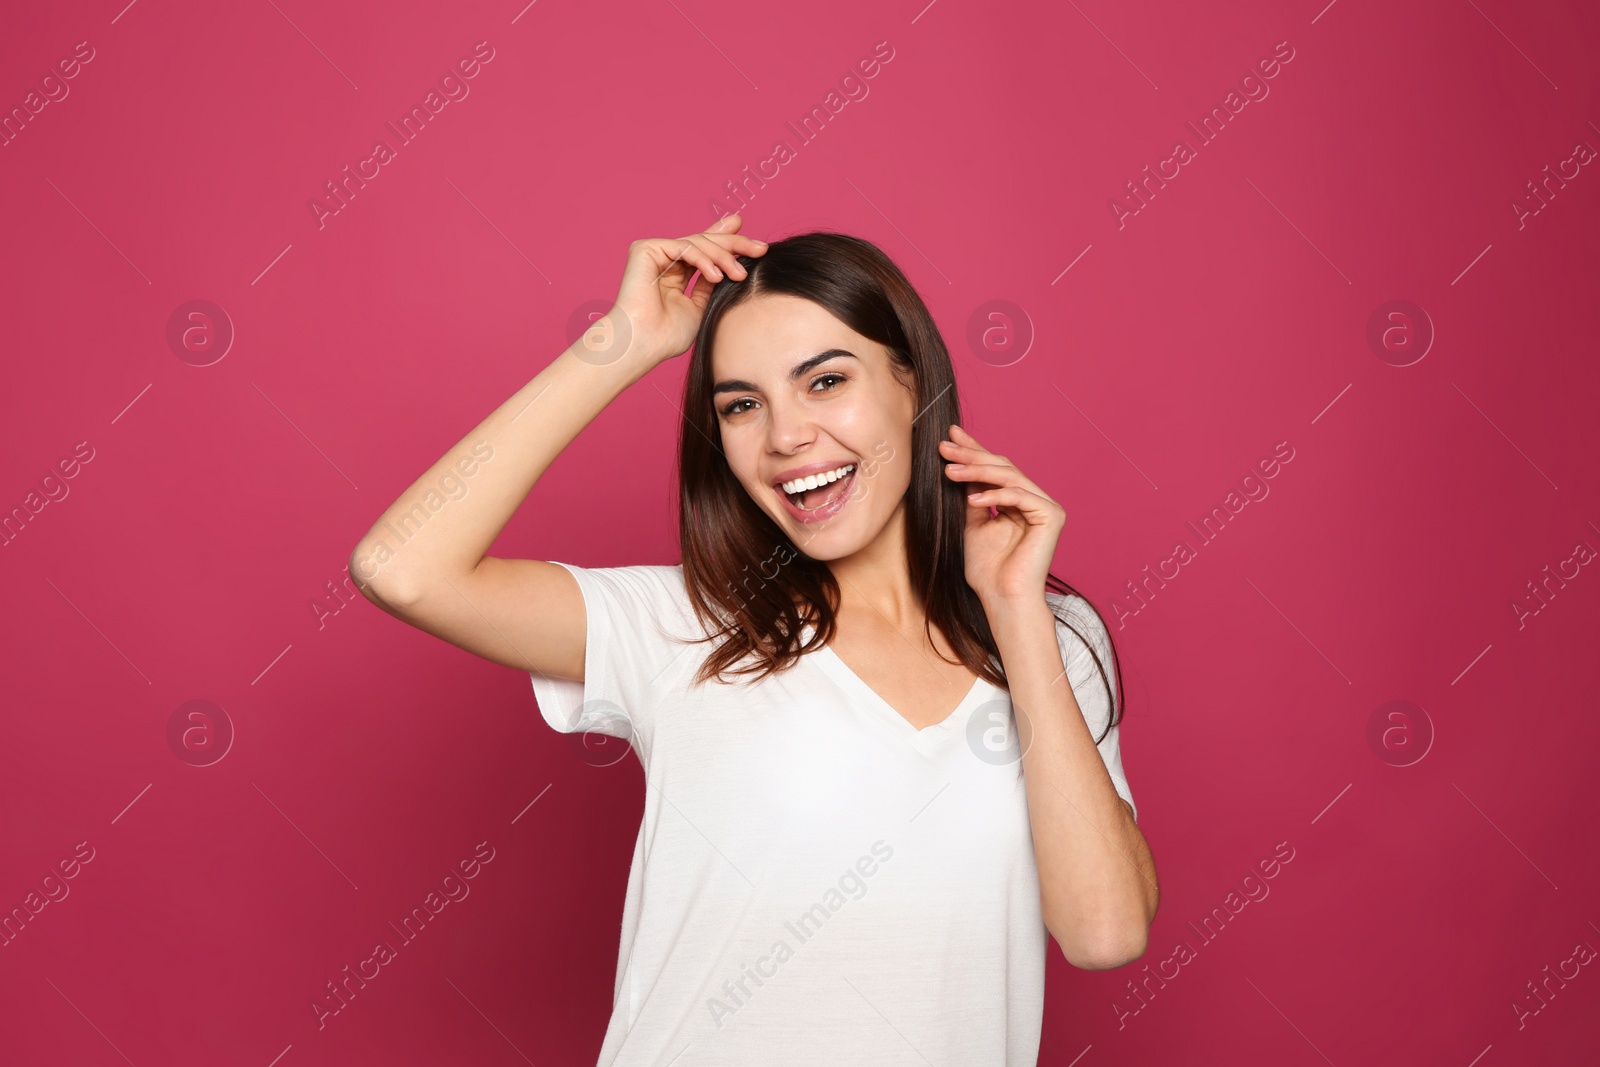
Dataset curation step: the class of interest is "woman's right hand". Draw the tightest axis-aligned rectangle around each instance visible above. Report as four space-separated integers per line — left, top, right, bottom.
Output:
584 214 769 367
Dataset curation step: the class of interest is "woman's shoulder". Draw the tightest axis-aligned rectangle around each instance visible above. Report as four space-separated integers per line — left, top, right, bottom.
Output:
572 559 685 588
1044 588 1102 628
555 560 695 627
1044 589 1116 661
613 561 687 590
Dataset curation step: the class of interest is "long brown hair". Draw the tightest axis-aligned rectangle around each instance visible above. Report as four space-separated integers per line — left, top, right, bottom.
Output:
674 231 1124 741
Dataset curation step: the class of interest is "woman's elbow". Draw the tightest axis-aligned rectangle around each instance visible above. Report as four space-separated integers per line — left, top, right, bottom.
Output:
1053 921 1151 971
348 543 414 607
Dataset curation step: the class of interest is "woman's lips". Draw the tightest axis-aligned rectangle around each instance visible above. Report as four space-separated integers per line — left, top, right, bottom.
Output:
776 468 857 525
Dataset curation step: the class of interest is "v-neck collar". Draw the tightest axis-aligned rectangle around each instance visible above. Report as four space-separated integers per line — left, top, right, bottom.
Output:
813 643 993 737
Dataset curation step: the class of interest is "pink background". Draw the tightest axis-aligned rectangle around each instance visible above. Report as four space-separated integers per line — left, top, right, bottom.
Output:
3 0 1598 1063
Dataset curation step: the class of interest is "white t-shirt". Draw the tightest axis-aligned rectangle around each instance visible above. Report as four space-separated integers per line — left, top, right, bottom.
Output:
529 562 1136 1066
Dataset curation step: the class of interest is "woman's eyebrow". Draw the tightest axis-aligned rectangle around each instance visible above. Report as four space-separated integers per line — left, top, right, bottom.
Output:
712 349 858 396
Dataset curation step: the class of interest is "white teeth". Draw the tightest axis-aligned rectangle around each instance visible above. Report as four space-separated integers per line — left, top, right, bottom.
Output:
780 463 855 496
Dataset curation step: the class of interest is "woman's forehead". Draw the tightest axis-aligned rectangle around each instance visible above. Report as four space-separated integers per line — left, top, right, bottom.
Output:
713 297 875 376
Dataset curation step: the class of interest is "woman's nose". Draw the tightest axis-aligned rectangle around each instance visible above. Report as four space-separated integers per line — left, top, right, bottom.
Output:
764 399 816 449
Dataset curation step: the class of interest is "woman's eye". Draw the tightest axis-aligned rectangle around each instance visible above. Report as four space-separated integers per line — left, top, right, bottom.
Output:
722 375 843 417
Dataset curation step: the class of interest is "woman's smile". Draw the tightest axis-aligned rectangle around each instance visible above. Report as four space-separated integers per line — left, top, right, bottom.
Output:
776 464 858 524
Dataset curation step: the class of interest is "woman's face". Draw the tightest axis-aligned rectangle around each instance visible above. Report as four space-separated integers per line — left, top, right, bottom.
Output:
711 293 917 561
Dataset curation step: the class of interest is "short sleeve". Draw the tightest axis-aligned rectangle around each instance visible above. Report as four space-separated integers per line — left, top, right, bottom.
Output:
528 562 703 741
1049 592 1137 821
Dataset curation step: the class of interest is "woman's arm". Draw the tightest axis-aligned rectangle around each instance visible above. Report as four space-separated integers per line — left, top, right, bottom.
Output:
993 598 1158 969
939 423 1157 969
349 215 766 676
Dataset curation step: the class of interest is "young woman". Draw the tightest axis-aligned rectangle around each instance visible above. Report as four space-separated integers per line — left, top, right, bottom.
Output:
351 213 1158 1064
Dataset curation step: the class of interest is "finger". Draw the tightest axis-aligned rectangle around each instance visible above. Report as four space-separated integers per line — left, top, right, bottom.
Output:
965 485 1059 521
651 237 725 285
944 459 1051 501
703 231 770 258
680 232 751 280
680 236 734 280
704 212 772 261
657 235 730 283
686 274 715 312
944 461 1021 485
967 493 1040 525
950 424 986 450
699 216 765 252
642 238 699 284
944 425 1008 466
939 439 994 461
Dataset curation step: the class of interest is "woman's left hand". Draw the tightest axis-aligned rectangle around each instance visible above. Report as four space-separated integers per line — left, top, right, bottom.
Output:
940 424 1066 609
